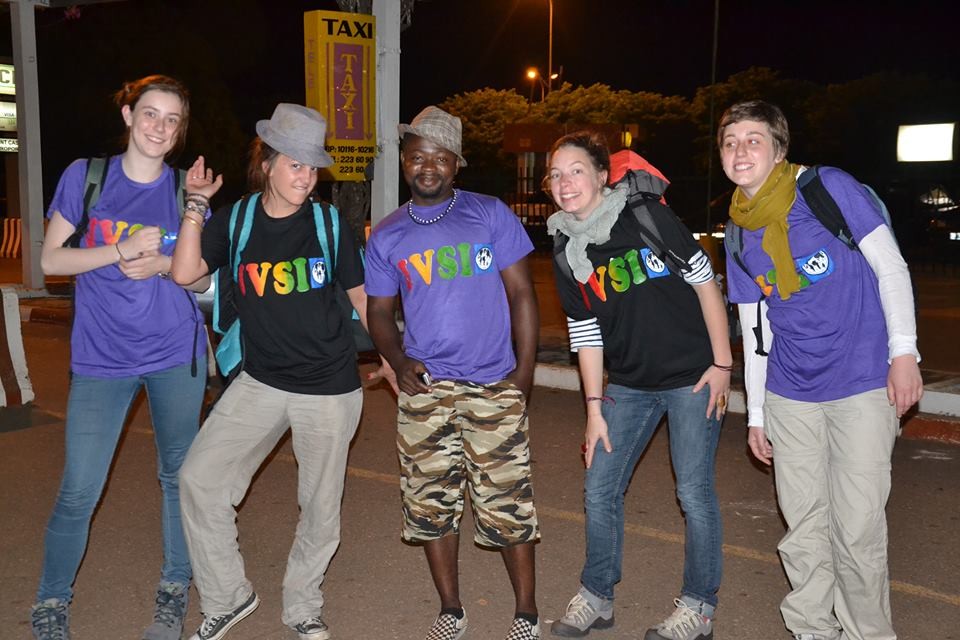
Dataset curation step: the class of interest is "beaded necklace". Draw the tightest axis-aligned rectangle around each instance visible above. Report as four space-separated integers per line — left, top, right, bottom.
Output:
407 189 458 225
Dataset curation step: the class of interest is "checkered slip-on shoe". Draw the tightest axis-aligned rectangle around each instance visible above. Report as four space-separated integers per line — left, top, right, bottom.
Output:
424 609 468 640
505 617 540 640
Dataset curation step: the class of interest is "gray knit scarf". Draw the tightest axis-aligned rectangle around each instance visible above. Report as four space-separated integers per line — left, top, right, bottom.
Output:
546 184 628 283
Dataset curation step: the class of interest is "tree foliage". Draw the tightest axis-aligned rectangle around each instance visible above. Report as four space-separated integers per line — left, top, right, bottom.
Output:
439 88 529 172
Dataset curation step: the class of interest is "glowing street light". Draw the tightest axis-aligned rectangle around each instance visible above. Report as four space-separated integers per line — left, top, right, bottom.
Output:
526 67 547 102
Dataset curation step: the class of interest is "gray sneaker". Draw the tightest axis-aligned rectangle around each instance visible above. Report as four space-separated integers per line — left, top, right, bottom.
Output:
550 589 614 637
294 615 331 640
31 598 71 640
143 582 189 640
644 599 713 640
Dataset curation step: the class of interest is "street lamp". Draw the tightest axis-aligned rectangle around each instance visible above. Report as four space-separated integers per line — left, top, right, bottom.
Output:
526 67 546 102
547 0 553 94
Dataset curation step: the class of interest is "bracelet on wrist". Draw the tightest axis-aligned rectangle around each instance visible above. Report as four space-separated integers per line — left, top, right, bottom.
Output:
182 215 204 231
183 208 205 224
115 243 128 261
585 395 615 405
184 200 209 217
712 362 734 372
185 192 210 203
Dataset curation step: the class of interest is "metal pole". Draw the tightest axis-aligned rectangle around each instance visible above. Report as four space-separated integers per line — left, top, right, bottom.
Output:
547 0 553 95
705 0 719 233
10 0 45 290
372 0 401 228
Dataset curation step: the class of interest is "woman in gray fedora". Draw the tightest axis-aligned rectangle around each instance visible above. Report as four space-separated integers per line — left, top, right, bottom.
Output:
172 103 388 640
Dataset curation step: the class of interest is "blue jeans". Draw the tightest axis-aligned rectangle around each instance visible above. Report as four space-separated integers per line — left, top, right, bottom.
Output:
36 360 206 602
580 383 723 609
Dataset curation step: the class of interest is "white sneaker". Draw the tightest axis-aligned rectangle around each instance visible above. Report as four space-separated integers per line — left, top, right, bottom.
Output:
550 589 614 637
643 599 713 640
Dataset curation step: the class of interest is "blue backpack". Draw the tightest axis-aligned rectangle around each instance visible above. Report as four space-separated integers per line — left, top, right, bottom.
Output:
212 194 372 378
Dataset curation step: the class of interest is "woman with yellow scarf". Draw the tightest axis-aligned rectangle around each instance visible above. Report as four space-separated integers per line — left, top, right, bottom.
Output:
719 100 923 640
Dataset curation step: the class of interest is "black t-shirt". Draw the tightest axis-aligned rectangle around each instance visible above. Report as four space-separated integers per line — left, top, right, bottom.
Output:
202 198 364 395
554 201 713 390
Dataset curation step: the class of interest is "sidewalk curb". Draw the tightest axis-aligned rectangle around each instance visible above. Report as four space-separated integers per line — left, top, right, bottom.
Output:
20 304 72 325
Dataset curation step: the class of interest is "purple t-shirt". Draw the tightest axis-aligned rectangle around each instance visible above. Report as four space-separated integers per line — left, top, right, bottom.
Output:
365 190 533 384
727 167 889 402
47 156 203 377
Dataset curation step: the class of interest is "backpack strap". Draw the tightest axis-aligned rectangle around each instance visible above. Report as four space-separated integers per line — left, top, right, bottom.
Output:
723 221 751 281
63 157 109 248
231 193 259 276
552 232 574 283
313 201 337 284
628 199 690 274
314 202 365 321
797 165 857 250
212 193 257 335
83 157 109 213
723 221 768 356
173 168 188 218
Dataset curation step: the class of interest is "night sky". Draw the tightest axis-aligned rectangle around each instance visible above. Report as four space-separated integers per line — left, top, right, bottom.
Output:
3 0 957 119
1 0 958 193
394 0 959 117
210 0 960 120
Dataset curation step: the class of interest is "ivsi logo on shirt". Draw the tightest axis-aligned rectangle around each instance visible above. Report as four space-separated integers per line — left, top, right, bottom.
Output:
397 242 496 290
237 256 328 297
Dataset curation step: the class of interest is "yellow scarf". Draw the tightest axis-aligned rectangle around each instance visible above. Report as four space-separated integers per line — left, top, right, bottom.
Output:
728 161 802 300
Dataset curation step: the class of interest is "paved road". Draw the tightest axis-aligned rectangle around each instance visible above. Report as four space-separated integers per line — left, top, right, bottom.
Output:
1 321 958 639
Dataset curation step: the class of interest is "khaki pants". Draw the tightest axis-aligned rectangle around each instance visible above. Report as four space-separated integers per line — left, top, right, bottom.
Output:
765 388 899 640
179 372 362 627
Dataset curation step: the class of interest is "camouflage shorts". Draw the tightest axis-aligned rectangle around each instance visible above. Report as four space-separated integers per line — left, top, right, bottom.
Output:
397 379 540 548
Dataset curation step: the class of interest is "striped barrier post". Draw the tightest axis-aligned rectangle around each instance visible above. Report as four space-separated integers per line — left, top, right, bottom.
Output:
0 218 22 258
0 286 34 407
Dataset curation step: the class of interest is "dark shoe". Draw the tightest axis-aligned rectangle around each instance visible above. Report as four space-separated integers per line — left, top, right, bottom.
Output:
188 592 260 640
142 582 189 640
30 599 71 640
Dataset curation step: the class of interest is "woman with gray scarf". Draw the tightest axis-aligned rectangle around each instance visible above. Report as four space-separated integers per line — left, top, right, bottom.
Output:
545 131 730 640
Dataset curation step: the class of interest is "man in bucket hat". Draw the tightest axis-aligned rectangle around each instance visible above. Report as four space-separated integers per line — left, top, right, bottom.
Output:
365 105 542 640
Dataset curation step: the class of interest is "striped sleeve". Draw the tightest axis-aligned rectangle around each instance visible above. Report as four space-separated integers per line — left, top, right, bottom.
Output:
680 249 715 285
566 316 603 352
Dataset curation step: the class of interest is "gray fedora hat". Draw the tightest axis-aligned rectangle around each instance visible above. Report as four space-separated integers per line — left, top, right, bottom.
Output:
398 106 467 167
256 103 334 168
